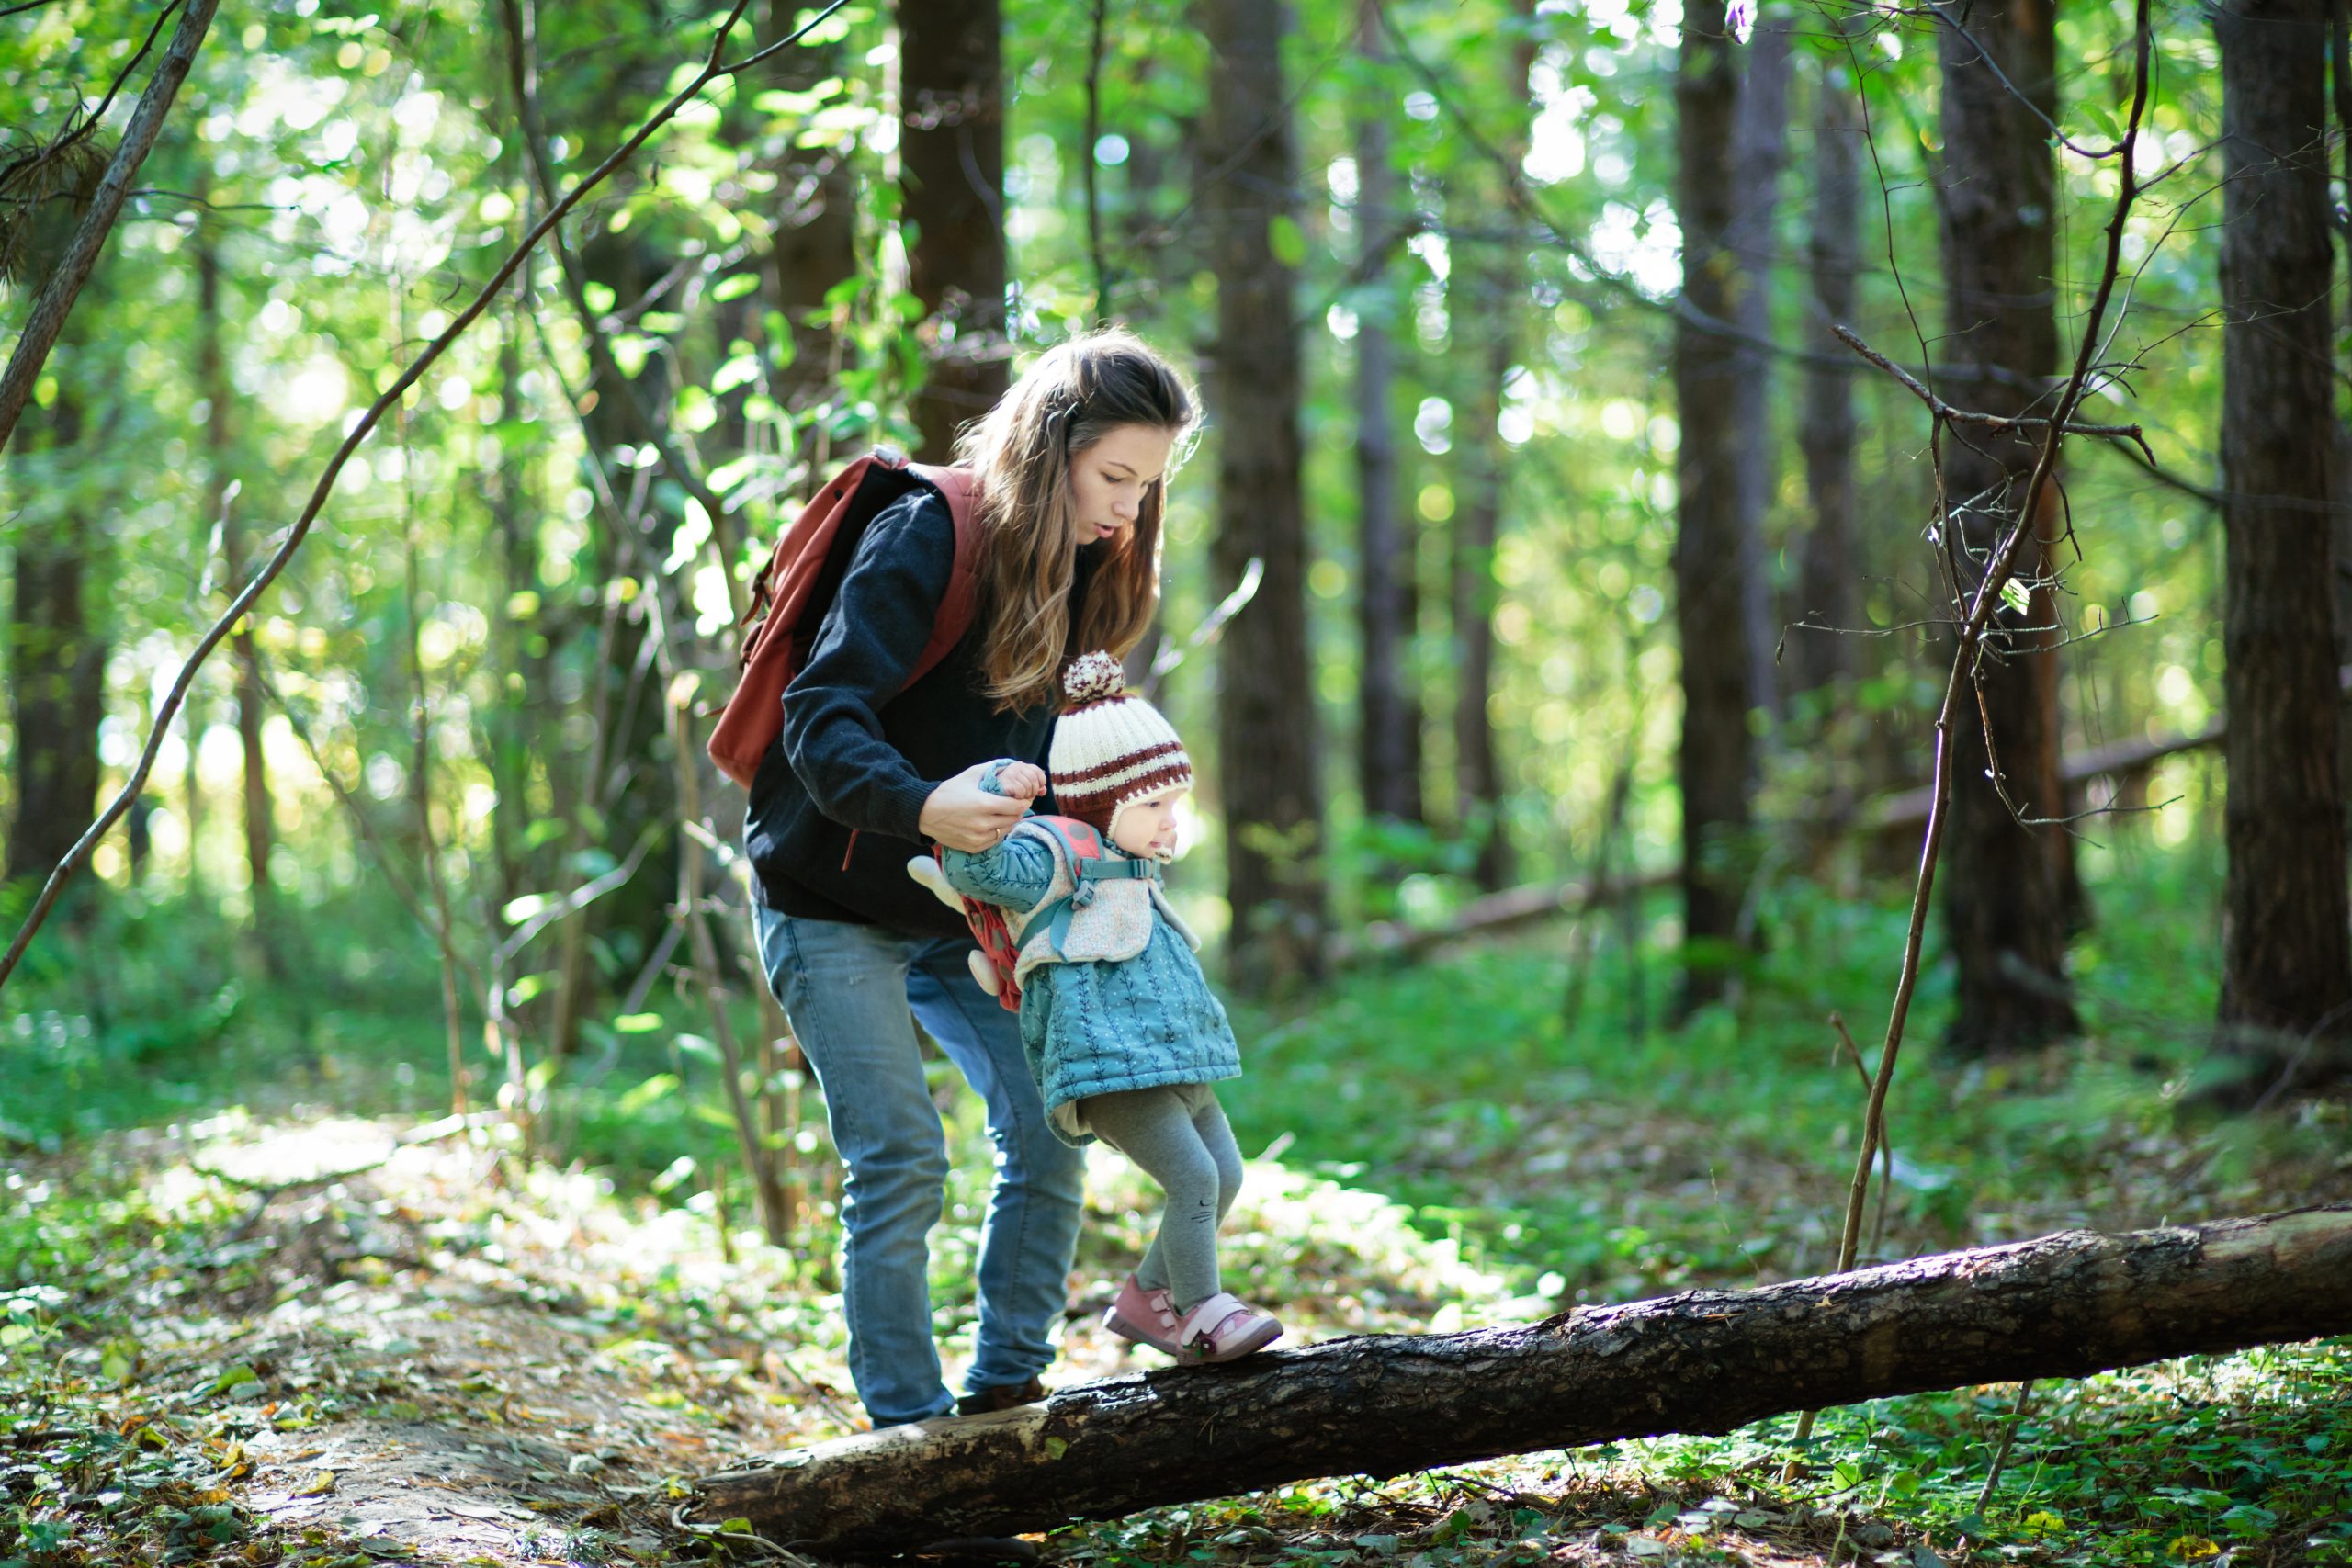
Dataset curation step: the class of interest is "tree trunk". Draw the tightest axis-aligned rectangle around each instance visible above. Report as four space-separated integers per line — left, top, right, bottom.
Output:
2215 0 2352 1094
1202 0 1324 992
899 0 1007 462
1351 0 1422 830
1788 43 1861 707
1671 0 1757 1011
696 1203 2352 1557
1448 1 1533 894
1934 0 2079 1055
195 202 281 977
763 5 858 477
2333 0 2352 835
1726 21 1790 728
489 284 542 934
5 374 107 894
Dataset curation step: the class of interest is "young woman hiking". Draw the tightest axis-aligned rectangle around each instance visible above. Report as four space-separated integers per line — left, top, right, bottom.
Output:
744 329 1197 1428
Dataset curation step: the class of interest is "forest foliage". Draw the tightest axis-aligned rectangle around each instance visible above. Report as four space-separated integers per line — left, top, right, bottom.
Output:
3 0 2351 1561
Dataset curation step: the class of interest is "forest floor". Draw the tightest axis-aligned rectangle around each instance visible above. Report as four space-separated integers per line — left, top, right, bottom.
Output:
8 864 2352 1568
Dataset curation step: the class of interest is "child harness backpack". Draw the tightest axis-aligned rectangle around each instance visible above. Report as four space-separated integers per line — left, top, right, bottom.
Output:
707 451 980 788
912 817 1162 1012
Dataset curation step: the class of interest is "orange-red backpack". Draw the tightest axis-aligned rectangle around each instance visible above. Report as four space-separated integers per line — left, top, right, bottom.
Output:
707 452 980 788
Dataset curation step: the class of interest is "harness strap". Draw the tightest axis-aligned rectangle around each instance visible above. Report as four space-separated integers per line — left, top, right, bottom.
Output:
1078 858 1158 882
1019 848 1163 956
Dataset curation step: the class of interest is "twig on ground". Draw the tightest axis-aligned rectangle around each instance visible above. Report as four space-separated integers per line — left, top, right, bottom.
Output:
1826 1012 1896 1258
1977 1380 2037 1509
198 1111 502 1239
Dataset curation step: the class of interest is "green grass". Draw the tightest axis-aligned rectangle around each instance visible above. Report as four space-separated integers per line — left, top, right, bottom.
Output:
4 840 2349 1566
1222 839 2344 1302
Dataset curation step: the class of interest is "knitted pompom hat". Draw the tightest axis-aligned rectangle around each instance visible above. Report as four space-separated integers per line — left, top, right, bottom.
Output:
1048 651 1193 840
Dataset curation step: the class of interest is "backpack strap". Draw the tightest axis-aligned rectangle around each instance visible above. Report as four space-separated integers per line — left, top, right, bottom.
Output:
1015 817 1162 957
707 452 980 788
905 461 981 688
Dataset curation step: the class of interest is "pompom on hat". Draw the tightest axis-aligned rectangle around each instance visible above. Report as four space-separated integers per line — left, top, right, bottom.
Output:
1048 651 1193 843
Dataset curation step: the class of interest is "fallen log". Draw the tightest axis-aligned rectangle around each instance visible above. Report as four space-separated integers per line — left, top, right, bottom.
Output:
695 1203 2352 1558
1334 719 2224 964
1860 716 2227 838
1333 867 1676 964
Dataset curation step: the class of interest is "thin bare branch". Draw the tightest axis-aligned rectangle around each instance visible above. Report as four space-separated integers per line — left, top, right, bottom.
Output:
501 0 749 620
0 0 220 453
1837 0 2155 1276
1833 323 2151 450
0 0 849 993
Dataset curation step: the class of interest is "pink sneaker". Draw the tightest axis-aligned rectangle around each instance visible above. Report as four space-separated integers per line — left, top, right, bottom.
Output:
1172 1292 1283 1364
1102 1275 1183 1355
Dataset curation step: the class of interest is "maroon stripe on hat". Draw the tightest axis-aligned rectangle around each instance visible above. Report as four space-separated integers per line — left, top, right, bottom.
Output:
1052 741 1188 788
1059 761 1193 816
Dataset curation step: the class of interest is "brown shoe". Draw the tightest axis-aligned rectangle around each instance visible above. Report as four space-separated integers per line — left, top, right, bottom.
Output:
954 1375 1046 1416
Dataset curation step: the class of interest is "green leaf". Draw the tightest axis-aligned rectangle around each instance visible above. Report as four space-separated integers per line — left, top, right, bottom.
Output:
614 1012 664 1034
617 1073 678 1114
209 1364 260 1397
712 352 761 396
1043 1437 1068 1460
673 385 718 434
1267 213 1307 269
712 272 760 303
1998 576 2031 617
503 892 552 924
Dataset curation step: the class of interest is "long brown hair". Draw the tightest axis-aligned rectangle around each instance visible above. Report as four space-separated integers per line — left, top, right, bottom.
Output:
954 328 1197 712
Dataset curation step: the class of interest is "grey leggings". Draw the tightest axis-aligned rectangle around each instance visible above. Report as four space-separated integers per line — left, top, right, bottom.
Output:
1081 1082 1245 1313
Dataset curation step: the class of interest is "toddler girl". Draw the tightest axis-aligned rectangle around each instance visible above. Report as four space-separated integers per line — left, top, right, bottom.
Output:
916 651 1283 1365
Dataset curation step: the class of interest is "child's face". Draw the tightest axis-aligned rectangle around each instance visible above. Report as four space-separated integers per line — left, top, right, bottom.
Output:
1111 787 1186 860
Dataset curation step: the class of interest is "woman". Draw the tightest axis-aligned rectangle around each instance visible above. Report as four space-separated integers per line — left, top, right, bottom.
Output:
745 329 1197 1427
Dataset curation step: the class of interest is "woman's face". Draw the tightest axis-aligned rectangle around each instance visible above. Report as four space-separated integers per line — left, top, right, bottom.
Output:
1068 423 1177 549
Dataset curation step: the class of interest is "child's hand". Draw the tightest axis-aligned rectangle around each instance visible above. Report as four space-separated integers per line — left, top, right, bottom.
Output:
995 761 1047 801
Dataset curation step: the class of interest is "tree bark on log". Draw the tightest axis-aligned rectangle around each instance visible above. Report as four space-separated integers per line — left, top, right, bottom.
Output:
696 1204 2352 1558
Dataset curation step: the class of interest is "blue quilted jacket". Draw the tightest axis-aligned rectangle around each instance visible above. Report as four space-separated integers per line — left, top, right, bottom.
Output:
939 781 1240 1147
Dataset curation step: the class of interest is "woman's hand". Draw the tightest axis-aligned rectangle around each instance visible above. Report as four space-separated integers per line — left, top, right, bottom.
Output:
920 762 1034 852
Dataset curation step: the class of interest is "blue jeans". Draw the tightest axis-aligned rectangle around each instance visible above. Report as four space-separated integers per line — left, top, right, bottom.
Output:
752 907 1087 1427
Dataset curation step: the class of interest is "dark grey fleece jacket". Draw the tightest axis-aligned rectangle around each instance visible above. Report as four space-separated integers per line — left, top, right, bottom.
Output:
742 481 1102 938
